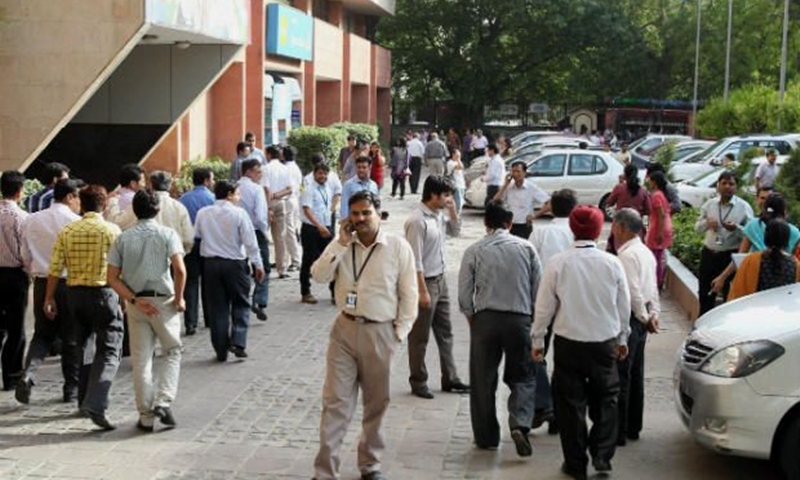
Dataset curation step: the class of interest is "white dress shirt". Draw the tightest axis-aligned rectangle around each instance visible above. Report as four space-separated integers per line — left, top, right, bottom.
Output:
502 179 550 224
195 200 263 268
285 161 304 201
262 159 293 200
532 241 631 349
111 192 194 252
406 138 425 158
694 195 753 251
237 176 269 236
484 155 505 186
530 217 573 268
303 171 343 197
21 203 80 277
311 230 419 341
617 237 660 323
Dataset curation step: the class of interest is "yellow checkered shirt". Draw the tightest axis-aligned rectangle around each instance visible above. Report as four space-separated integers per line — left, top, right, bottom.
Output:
48 212 121 286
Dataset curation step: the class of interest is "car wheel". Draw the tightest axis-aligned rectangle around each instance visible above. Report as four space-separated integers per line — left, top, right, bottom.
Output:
599 194 613 221
779 414 800 480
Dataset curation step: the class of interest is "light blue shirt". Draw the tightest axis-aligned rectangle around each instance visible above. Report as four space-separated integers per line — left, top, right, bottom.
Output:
340 177 379 219
194 200 263 268
237 176 269 235
301 180 333 227
108 220 184 295
179 186 214 224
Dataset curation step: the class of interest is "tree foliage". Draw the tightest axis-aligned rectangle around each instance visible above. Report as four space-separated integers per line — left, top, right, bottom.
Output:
379 0 800 125
695 82 800 138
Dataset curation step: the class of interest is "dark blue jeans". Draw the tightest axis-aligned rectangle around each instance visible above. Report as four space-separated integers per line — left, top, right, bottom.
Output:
252 231 270 308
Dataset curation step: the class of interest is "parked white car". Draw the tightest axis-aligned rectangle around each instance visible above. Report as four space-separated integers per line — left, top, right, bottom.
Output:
464 149 624 210
669 134 799 182
675 168 725 209
675 283 800 479
511 130 566 147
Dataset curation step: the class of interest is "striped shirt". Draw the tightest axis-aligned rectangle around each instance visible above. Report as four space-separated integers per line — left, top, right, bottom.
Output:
0 199 28 268
25 187 55 213
108 219 184 295
49 211 121 286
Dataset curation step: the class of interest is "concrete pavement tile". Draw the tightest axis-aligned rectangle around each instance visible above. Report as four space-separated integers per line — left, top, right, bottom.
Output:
52 463 113 478
104 466 162 480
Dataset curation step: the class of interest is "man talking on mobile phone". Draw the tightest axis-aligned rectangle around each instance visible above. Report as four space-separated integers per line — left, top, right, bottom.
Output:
310 191 417 480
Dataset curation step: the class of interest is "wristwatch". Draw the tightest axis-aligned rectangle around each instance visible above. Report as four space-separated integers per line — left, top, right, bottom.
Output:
129 296 137 304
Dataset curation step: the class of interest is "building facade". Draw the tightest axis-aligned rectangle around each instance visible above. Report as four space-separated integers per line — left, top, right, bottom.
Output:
0 0 392 186
142 0 393 174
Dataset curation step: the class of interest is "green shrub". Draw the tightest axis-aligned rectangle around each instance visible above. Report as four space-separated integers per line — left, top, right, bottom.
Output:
329 122 379 144
670 207 703 277
174 156 230 194
288 126 349 171
22 179 43 203
696 82 800 138
653 141 677 181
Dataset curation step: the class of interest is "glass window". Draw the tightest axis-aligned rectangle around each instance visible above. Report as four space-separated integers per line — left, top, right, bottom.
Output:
593 156 608 174
568 154 595 175
528 154 566 177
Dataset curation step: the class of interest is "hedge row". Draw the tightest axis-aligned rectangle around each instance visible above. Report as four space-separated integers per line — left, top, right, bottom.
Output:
288 123 379 172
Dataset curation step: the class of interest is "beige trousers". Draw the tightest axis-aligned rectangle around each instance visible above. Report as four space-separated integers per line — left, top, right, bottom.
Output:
313 314 399 480
269 200 287 274
285 197 301 268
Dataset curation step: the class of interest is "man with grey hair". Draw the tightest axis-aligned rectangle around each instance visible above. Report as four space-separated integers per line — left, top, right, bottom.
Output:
424 132 448 176
611 208 660 447
114 171 194 253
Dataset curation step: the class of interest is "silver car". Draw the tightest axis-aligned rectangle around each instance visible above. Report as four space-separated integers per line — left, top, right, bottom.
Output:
675 284 800 478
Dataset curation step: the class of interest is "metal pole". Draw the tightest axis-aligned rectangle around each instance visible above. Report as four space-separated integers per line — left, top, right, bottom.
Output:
778 0 790 131
692 0 701 136
724 0 733 102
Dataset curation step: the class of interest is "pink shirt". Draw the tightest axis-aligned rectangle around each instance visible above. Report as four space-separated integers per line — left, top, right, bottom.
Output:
646 190 673 249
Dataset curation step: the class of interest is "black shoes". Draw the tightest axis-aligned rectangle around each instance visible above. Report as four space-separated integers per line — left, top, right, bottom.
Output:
561 463 587 480
510 428 532 457
442 381 470 393
136 420 154 432
361 471 387 480
229 345 248 358
592 457 612 473
411 386 434 399
15 377 33 404
87 412 116 431
153 406 177 427
185 326 197 336
627 432 640 441
251 305 268 321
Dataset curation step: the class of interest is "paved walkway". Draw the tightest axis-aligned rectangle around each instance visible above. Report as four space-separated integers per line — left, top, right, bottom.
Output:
0 189 780 479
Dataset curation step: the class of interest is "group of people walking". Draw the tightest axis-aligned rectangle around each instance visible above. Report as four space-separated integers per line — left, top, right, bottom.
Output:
3 125 800 480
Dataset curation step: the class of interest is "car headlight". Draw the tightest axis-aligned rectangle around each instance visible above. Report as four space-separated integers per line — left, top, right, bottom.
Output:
700 341 785 378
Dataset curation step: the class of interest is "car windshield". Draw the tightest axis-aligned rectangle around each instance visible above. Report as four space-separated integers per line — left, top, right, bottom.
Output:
686 139 725 163
685 168 724 187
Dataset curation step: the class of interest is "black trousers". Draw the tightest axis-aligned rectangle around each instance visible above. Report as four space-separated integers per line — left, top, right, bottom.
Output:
409 156 423 194
24 278 79 395
470 311 537 448
698 247 736 316
67 286 124 415
184 240 207 330
510 223 532 240
553 335 620 472
0 267 29 390
485 185 500 207
300 223 332 296
203 257 251 360
391 176 406 198
617 316 647 441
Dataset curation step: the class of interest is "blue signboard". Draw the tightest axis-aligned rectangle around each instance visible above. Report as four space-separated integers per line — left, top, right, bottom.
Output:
266 4 313 61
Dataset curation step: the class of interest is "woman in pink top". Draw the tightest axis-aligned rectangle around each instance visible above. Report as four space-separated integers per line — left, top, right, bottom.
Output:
646 171 673 289
606 164 651 253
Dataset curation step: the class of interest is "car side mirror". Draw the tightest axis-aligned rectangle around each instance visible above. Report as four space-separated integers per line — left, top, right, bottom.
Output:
710 158 722 167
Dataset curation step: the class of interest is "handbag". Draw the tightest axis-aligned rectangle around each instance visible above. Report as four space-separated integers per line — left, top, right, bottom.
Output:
403 167 412 177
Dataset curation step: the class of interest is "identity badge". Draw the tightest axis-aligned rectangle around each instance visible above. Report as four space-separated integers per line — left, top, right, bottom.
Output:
345 292 358 310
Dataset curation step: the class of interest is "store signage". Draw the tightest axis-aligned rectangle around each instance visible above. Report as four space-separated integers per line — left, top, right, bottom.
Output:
267 4 313 61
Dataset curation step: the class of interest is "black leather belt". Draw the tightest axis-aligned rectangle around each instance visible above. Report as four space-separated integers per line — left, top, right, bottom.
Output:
342 312 380 324
136 290 171 297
